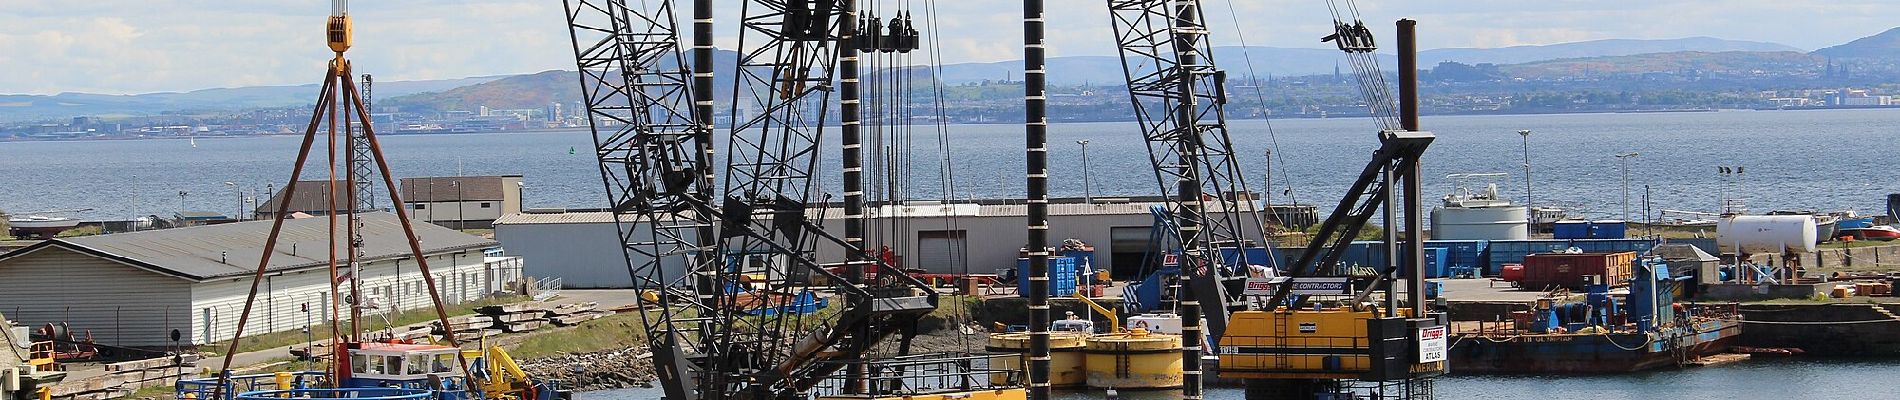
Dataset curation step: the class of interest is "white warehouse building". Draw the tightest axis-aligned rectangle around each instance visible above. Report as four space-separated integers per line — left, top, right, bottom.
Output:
494 198 1309 288
0 212 520 347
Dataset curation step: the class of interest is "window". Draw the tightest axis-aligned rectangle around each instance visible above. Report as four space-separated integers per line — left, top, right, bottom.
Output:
385 356 404 374
405 355 428 375
479 202 492 208
352 354 369 374
365 355 386 374
413 203 427 210
433 354 455 373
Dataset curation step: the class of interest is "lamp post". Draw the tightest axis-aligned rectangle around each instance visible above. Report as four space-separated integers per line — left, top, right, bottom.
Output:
1518 130 1532 218
1076 139 1094 204
223 182 240 221
452 180 464 230
1614 152 1640 221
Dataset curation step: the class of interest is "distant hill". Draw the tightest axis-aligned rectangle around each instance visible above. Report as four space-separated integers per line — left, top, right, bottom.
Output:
1421 37 1801 66
936 37 1799 85
1813 27 1900 58
0 76 506 123
384 70 579 113
1499 51 1822 79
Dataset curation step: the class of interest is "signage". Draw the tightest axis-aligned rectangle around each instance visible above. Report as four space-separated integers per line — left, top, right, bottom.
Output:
1417 325 1447 363
1244 277 1352 296
1298 322 1318 334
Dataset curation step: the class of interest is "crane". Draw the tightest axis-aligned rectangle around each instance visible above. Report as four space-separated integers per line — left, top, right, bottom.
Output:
1219 15 1447 400
563 1 995 399
1102 1 1274 398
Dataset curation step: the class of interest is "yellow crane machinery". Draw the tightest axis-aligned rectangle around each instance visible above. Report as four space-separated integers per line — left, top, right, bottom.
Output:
1220 15 1447 399
1071 292 1120 333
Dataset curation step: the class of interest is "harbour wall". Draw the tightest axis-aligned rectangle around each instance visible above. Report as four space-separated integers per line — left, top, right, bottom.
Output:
1736 303 1900 356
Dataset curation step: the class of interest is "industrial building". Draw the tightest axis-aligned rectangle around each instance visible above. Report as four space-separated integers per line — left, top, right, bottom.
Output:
399 175 525 229
254 180 378 220
494 199 1309 288
0 212 519 347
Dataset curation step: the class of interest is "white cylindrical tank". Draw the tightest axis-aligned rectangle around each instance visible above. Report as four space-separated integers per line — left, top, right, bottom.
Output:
1716 215 1818 254
1431 205 1530 240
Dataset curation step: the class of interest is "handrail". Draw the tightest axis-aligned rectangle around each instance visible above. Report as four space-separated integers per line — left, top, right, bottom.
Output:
234 388 434 400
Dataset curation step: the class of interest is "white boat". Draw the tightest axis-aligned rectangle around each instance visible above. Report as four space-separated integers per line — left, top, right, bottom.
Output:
7 215 81 239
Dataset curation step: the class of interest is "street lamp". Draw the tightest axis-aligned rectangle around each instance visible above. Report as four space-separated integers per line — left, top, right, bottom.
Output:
1518 130 1532 218
1075 139 1094 204
1614 153 1640 221
452 180 464 230
223 182 240 221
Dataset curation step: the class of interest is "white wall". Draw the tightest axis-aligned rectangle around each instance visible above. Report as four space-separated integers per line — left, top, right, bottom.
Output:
189 250 492 344
0 247 194 347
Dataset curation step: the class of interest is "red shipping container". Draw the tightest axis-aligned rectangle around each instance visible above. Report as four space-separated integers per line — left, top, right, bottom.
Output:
1518 252 1636 290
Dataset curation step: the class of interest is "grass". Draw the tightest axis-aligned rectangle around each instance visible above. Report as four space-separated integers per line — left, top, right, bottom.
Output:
507 312 649 358
56 225 102 237
201 296 526 355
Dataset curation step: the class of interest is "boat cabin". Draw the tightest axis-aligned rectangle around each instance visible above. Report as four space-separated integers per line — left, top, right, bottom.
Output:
346 343 460 385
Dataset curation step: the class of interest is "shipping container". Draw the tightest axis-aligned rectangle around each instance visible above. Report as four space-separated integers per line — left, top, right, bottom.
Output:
1553 221 1591 239
1518 252 1637 290
1018 256 1079 297
1569 238 1656 254
1484 239 1574 275
1590 220 1629 239
1426 240 1489 277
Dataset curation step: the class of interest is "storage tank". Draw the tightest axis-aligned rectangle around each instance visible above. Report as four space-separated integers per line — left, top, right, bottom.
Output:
1432 205 1529 240
1716 215 1818 254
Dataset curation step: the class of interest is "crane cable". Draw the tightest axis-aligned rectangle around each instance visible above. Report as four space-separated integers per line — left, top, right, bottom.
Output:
1214 0 1303 219
1323 0 1400 130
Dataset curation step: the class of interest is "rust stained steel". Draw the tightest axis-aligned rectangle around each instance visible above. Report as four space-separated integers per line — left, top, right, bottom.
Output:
212 63 338 392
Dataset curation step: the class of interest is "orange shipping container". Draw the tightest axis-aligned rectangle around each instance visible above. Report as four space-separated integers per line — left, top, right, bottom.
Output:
1519 252 1637 290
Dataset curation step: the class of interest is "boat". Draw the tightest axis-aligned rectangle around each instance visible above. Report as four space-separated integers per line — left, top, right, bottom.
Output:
1449 257 1742 373
179 341 567 400
1838 225 1900 241
1768 210 1839 243
7 215 81 239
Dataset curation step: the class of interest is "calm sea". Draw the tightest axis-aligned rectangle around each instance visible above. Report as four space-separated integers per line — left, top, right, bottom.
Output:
571 357 1900 399
1 109 1895 221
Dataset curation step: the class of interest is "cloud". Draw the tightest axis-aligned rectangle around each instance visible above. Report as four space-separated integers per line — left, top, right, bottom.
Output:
2 0 1897 95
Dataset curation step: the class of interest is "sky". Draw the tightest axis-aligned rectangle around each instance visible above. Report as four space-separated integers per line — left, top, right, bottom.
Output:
1 0 1896 95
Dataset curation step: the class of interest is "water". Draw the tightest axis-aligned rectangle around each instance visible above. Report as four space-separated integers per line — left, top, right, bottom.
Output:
573 358 1900 399
2 109 1896 221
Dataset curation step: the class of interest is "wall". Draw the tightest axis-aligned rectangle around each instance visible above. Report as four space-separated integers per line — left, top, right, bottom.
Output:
410 200 506 228
0 246 195 347
1737 303 1900 356
189 250 490 344
494 221 664 288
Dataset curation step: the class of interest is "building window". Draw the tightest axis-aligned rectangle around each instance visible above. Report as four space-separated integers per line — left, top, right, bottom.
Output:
413 203 427 210
480 202 492 208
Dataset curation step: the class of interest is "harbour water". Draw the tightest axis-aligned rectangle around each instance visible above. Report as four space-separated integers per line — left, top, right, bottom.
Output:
1 108 1895 221
573 357 1900 399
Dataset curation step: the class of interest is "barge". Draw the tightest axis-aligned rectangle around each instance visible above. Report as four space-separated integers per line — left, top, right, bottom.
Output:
1449 257 1742 373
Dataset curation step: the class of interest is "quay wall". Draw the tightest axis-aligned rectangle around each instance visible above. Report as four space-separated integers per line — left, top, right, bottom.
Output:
1737 303 1900 356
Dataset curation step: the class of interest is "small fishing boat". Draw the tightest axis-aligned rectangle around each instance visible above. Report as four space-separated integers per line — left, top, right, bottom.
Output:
1838 225 1900 241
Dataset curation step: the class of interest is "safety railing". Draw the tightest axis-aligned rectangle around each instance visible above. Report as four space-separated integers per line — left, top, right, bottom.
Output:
532 277 563 301
233 388 435 400
177 372 330 400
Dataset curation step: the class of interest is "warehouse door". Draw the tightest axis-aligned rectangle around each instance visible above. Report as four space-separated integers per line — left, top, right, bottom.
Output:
1109 226 1153 279
914 230 968 274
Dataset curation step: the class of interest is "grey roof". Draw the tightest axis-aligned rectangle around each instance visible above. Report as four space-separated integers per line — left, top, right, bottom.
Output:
0 212 497 281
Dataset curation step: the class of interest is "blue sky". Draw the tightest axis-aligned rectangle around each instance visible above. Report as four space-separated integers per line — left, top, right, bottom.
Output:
1 0 1895 95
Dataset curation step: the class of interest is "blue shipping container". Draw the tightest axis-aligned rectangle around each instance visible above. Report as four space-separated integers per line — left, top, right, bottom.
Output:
1484 239 1574 275
1590 221 1629 239
1553 221 1591 239
1018 256 1079 297
1427 240 1489 277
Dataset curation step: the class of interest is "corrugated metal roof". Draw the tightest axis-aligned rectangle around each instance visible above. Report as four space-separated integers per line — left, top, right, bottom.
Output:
0 212 496 281
494 211 623 225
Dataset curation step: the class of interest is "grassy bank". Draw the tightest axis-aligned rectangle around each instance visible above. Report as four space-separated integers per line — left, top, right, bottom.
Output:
507 312 649 358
